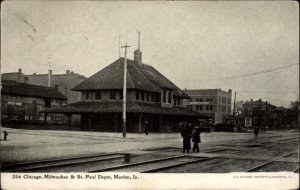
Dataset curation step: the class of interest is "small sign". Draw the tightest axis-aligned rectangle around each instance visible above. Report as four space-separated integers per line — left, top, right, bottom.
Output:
190 102 209 105
245 117 252 127
7 101 22 106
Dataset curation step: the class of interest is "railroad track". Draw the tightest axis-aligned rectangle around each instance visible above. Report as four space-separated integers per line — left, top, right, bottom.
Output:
293 167 299 173
89 154 218 173
2 134 298 173
141 157 215 173
89 155 189 172
2 153 127 172
2 152 193 173
89 146 246 173
245 151 299 172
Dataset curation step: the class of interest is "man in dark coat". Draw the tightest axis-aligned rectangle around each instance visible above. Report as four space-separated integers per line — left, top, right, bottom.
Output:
254 126 259 138
192 127 201 152
145 120 149 136
181 125 192 153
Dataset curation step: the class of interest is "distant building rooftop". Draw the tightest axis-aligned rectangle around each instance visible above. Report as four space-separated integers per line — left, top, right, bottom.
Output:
243 99 276 108
183 88 232 95
1 80 67 100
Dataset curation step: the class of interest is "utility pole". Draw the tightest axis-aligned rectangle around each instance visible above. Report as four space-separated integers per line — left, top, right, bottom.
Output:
48 57 51 87
119 35 121 58
121 43 130 138
233 91 236 126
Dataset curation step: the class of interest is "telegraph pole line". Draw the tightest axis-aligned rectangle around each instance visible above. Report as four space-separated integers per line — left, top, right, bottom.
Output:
119 35 121 58
233 91 236 126
48 56 51 87
121 43 130 138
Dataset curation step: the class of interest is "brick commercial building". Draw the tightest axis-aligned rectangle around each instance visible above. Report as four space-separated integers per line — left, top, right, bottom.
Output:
242 99 276 129
1 80 67 124
2 69 86 126
2 69 86 104
183 89 232 124
42 45 207 133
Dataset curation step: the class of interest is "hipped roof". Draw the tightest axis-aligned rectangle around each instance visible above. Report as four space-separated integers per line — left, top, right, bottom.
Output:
1 80 66 100
243 99 276 108
41 101 207 117
72 58 189 98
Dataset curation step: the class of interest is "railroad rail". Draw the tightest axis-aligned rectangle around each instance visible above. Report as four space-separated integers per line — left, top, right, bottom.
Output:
89 155 187 172
245 151 298 172
141 157 216 173
2 134 298 173
293 167 299 173
2 153 127 172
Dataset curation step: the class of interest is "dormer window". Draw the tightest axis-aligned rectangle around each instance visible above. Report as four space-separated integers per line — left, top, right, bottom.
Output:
163 90 166 103
110 91 116 100
86 91 92 100
119 90 123 100
141 91 145 101
168 91 171 103
95 91 101 100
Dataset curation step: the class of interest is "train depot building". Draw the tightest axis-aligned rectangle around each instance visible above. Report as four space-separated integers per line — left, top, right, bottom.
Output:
42 47 207 133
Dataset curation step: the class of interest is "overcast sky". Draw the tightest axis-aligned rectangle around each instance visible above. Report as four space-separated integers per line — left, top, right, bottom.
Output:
1 1 299 107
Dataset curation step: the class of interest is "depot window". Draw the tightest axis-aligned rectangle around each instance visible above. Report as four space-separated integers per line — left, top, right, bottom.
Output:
119 90 123 100
86 91 92 100
95 91 101 100
162 90 166 103
141 91 145 101
168 91 171 103
110 91 116 100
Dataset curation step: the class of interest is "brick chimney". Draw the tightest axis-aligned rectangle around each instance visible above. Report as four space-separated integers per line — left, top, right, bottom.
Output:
48 69 52 87
17 68 23 82
134 31 142 64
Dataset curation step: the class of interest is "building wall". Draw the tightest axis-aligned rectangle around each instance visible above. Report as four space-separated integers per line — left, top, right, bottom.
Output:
1 94 66 123
1 72 26 83
242 100 274 128
79 89 185 108
184 89 232 123
26 72 86 104
1 70 86 104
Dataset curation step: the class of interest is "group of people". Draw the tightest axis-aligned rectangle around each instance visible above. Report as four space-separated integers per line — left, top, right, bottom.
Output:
180 123 201 153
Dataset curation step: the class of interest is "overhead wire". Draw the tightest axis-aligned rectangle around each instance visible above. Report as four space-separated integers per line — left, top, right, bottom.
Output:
213 63 298 80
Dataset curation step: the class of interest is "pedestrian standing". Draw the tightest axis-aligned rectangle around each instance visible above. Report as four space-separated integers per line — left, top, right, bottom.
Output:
145 120 149 136
254 126 259 138
192 127 201 152
181 124 192 153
